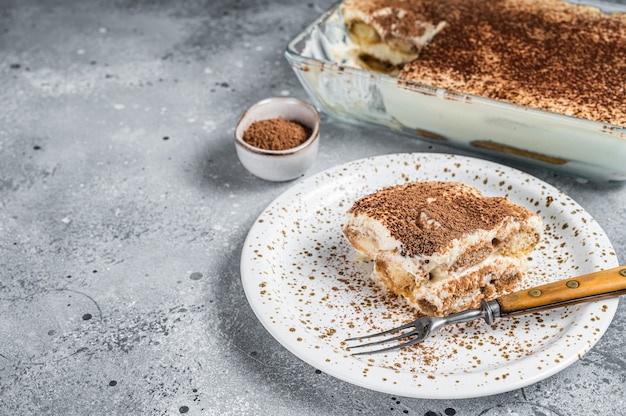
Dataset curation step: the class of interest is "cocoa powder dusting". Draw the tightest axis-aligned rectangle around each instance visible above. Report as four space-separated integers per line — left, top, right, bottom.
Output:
348 181 534 257
243 118 312 151
393 0 626 125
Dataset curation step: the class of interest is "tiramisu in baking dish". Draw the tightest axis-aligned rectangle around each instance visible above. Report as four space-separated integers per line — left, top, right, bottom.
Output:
340 0 626 125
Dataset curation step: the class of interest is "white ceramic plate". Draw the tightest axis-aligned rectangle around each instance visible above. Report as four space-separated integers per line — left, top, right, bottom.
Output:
240 153 619 399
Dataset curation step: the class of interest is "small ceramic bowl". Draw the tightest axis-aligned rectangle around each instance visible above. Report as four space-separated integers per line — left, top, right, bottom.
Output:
234 97 320 182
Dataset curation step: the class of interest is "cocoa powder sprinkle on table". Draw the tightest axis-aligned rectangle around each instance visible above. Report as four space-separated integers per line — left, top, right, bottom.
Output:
243 118 312 151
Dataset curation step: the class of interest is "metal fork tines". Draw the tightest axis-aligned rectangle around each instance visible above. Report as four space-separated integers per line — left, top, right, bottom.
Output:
345 300 499 355
345 317 441 356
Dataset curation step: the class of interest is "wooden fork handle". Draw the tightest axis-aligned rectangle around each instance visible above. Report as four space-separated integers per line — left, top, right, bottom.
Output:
496 265 626 317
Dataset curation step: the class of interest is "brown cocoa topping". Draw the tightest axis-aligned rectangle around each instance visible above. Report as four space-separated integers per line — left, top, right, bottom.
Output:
344 0 626 126
243 118 312 151
348 181 535 257
397 0 626 125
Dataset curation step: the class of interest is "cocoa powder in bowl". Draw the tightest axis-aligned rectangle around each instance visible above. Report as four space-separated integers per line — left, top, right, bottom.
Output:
242 117 312 151
234 97 320 181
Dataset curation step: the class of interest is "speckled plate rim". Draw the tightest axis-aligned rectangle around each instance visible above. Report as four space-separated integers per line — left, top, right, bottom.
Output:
240 153 619 399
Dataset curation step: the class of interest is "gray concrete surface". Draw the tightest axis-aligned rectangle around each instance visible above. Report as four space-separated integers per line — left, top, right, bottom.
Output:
1 0 625 415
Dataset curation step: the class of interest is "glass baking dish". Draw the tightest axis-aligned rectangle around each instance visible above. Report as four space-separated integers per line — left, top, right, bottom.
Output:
284 1 626 182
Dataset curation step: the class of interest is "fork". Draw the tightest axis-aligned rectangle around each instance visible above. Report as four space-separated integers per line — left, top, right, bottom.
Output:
345 265 626 355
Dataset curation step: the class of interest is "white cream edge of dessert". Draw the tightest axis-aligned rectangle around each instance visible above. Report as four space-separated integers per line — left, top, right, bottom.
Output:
380 86 625 168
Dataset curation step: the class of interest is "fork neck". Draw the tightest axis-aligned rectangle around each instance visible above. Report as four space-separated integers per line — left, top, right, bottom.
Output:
444 300 499 326
444 308 485 326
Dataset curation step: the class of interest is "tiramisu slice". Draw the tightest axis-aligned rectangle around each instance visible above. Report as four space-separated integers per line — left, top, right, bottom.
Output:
342 181 542 316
